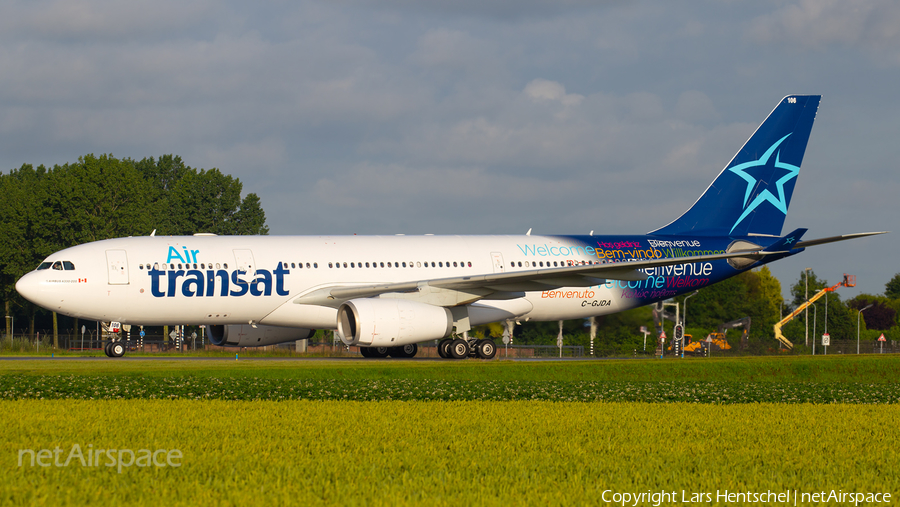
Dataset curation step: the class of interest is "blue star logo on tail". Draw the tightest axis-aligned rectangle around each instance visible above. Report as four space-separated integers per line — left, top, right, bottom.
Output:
728 133 799 234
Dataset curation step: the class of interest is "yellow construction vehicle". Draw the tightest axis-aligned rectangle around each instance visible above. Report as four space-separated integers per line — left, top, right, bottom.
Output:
773 274 855 349
709 333 733 350
684 333 733 354
683 318 747 354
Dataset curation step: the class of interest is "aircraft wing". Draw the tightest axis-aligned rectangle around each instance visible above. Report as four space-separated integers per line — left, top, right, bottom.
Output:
292 231 887 308
292 248 770 307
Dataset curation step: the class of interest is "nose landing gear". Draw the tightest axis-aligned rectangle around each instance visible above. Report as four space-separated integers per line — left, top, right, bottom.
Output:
104 339 125 358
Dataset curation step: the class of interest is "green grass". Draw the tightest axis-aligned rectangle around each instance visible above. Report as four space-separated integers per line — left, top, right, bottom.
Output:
4 356 899 504
3 400 898 506
1 354 899 382
2 376 899 403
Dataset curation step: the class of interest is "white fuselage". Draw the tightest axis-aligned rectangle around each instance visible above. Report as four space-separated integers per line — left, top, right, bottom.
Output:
16 234 637 329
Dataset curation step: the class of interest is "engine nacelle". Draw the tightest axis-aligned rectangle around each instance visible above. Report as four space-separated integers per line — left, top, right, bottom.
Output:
207 324 314 347
337 299 453 347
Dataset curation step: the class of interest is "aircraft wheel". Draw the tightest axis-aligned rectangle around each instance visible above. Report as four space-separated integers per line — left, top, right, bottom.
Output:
476 339 497 360
359 347 373 358
372 347 390 358
449 338 469 359
389 343 418 358
399 343 418 358
110 342 126 358
104 342 113 357
438 338 453 359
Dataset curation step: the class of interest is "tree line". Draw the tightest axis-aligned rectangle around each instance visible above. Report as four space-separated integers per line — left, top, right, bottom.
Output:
1 154 269 339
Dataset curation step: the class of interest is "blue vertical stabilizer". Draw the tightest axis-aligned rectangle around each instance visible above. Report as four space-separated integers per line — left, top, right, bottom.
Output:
652 95 821 237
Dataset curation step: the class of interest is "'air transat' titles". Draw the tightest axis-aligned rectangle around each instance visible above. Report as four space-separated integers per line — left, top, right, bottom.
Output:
147 263 290 298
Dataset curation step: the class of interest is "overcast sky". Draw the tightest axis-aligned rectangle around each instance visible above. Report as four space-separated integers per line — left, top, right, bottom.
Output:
1 0 897 299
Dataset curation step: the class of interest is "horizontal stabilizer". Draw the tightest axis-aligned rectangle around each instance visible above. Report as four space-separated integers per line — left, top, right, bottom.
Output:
795 231 888 249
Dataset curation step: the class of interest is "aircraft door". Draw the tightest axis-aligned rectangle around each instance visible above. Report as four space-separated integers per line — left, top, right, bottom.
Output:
490 252 505 273
233 249 256 282
106 250 130 285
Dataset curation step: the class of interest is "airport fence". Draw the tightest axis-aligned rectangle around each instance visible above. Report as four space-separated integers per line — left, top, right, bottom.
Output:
1 332 898 357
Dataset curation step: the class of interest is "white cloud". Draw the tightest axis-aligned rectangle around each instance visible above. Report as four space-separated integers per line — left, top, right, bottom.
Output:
747 0 900 54
2 0 217 41
0 0 897 297
360 86 726 183
523 78 583 106
332 0 616 21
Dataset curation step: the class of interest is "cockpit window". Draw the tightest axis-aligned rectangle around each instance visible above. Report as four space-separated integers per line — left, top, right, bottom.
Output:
37 262 52 270
63 261 75 270
52 261 63 270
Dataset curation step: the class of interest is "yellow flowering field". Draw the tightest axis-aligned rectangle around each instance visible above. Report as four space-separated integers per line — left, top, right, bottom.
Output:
2 400 898 506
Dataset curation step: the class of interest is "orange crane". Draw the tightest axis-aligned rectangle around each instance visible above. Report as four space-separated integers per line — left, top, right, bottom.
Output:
774 274 855 349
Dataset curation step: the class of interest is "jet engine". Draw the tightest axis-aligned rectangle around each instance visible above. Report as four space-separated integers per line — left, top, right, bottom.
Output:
337 299 453 347
207 324 314 347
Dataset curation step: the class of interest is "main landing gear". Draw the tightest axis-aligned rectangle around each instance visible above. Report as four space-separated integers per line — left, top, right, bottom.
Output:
357 338 497 360
359 343 418 358
437 337 497 360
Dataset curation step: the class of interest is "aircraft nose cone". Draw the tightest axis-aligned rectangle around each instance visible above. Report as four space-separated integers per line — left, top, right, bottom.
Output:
15 272 43 306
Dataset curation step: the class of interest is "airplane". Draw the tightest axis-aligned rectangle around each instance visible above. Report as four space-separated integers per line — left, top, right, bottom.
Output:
15 95 885 359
